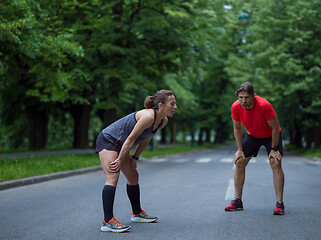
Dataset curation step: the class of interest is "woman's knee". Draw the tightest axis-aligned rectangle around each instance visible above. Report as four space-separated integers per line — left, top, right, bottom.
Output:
105 172 120 186
126 170 139 185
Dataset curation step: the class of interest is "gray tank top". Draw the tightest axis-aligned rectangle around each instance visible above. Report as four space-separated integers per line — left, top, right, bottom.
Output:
101 109 163 148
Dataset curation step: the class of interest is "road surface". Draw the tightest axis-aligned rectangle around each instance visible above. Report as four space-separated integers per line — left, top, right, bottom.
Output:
1 145 320 240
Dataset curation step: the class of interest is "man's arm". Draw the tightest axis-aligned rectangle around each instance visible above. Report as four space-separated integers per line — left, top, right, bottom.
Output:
267 116 282 161
233 120 245 162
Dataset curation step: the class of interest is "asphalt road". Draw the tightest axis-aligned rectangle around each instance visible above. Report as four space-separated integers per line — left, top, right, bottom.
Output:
1 145 321 240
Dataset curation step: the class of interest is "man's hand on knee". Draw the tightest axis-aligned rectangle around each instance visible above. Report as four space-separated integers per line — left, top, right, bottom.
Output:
234 150 246 163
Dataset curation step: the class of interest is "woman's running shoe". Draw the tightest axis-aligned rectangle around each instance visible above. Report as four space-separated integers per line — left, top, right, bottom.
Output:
131 210 158 223
101 217 131 233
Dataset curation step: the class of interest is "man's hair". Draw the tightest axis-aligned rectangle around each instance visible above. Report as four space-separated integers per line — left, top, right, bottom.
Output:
235 82 255 96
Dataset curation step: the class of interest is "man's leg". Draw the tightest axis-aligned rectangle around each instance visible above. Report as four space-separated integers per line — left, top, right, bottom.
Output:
269 157 284 202
225 156 252 211
234 156 252 199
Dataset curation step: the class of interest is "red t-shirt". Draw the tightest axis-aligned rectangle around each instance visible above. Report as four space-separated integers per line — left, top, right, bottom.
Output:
231 96 281 138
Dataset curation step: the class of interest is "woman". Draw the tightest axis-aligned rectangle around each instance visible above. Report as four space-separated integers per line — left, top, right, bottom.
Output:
96 90 177 233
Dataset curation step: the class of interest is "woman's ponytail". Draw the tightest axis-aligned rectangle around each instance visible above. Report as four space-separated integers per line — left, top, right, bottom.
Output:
144 90 173 109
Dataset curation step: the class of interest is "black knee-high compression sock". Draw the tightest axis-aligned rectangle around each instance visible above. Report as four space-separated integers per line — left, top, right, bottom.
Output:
127 184 142 214
102 185 116 222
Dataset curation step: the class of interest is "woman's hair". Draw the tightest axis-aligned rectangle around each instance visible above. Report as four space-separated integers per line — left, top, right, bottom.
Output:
235 82 255 96
144 90 174 109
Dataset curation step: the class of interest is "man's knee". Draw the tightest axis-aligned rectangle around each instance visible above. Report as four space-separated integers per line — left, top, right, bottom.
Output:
235 156 251 168
269 158 282 170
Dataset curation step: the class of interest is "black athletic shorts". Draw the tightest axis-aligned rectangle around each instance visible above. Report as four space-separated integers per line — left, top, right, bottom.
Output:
95 132 121 153
242 133 283 158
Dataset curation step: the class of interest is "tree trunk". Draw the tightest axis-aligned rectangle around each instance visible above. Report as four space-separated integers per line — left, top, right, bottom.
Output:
313 126 320 148
160 128 167 144
214 117 229 144
171 121 177 145
70 104 91 148
198 127 204 145
306 127 313 149
205 127 211 143
97 109 118 130
307 125 321 149
290 123 302 148
25 102 49 150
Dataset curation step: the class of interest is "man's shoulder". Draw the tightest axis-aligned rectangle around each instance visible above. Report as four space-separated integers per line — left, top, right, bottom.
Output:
255 96 271 106
232 100 241 108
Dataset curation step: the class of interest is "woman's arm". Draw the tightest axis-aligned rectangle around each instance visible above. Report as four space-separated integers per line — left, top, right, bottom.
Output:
133 136 153 158
109 111 154 172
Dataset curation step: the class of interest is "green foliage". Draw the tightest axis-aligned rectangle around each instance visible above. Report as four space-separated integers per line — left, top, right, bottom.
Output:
225 0 321 147
1 0 321 150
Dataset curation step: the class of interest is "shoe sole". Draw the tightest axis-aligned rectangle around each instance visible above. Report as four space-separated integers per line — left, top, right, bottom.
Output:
225 208 243 211
131 217 158 223
273 212 284 215
101 226 131 233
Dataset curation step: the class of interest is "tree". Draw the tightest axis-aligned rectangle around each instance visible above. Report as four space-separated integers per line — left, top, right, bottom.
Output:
239 0 321 148
0 0 83 149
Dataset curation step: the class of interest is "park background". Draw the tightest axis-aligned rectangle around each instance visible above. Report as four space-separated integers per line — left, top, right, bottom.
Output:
1 0 321 153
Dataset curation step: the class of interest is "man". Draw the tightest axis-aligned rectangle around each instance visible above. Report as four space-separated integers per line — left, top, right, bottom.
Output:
225 82 285 215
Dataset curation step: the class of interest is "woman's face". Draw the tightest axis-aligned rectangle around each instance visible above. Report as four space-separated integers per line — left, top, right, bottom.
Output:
163 95 177 117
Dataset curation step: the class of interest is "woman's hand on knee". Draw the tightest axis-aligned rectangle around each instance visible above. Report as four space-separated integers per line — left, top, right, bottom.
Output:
109 159 120 173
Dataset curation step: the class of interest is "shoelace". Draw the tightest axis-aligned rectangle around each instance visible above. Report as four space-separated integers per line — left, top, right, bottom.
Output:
232 199 240 205
133 209 147 216
110 217 122 226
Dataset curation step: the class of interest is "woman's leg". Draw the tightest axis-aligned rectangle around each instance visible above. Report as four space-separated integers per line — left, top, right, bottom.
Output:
121 154 158 222
99 150 119 222
120 154 141 214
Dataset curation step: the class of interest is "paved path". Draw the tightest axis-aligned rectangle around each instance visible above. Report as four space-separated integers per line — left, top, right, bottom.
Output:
1 146 321 240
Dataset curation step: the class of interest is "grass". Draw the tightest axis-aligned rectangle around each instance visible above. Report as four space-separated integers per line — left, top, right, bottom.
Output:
285 144 321 158
140 144 212 158
0 154 100 182
0 144 213 182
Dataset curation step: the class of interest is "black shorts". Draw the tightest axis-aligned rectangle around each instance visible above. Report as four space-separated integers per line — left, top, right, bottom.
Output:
242 133 283 158
95 132 121 153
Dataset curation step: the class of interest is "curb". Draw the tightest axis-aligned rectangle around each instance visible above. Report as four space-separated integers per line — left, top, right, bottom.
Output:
0 165 102 191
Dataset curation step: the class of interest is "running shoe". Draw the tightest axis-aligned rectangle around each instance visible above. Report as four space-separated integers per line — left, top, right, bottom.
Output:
225 198 243 211
101 217 131 233
273 201 285 215
131 210 158 223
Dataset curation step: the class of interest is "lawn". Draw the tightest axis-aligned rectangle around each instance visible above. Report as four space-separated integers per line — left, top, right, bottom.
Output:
0 144 212 182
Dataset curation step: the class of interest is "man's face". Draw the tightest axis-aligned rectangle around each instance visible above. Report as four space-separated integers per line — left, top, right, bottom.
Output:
238 91 255 110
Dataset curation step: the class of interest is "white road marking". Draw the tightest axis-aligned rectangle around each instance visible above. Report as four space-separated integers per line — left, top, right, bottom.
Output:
149 158 168 163
220 158 257 163
225 178 235 200
195 157 212 163
172 159 189 163
220 158 233 163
